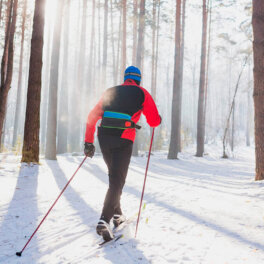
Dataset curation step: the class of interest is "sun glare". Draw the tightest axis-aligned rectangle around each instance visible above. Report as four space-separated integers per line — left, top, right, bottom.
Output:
45 0 57 25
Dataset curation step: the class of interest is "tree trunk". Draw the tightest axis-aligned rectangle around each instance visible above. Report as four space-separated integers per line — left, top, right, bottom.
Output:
151 0 157 101
203 0 212 149
40 17 52 151
252 0 264 181
69 0 87 152
116 13 122 83
178 0 186 152
246 63 251 146
168 0 182 159
196 0 208 157
222 57 248 159
0 0 3 23
110 0 116 83
87 0 96 90
136 0 145 71
231 101 235 151
12 0 28 148
0 0 18 148
57 0 70 154
21 0 46 163
132 0 138 65
121 0 126 76
45 0 64 160
102 0 108 88
133 0 145 156
153 0 160 100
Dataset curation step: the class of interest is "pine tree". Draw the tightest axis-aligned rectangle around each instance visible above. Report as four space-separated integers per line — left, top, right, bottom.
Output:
168 0 182 159
252 0 264 181
0 0 18 149
196 0 208 157
21 0 46 163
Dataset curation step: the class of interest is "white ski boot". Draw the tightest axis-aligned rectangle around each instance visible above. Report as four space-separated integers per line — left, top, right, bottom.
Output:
113 214 126 228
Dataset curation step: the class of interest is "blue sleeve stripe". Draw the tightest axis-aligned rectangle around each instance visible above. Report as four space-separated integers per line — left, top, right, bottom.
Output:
103 111 131 120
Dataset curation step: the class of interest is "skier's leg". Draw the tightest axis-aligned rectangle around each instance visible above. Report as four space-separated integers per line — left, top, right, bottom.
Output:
99 137 133 223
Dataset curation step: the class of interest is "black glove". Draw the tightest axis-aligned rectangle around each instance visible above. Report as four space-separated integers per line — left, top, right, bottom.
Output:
84 142 95 158
159 115 162 125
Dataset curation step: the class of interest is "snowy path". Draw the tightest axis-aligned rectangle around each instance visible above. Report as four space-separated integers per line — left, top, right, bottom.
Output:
0 146 264 263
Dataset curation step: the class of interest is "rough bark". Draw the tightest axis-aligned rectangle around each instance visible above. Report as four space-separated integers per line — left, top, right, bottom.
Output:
21 0 46 163
45 0 65 160
252 0 264 181
12 0 28 148
168 0 182 159
0 0 18 148
196 0 208 157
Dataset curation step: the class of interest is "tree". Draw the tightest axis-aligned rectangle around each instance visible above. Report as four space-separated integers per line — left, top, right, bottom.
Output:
69 0 87 152
168 0 182 159
196 0 208 157
57 0 70 154
133 0 145 156
121 0 127 75
252 0 264 181
0 0 3 23
45 0 65 159
132 0 138 65
222 57 248 158
0 0 18 149
12 0 28 147
151 0 157 101
102 0 108 87
21 0 46 163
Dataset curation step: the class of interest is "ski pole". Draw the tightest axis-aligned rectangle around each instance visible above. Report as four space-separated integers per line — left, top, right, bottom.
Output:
135 128 155 238
16 156 87 257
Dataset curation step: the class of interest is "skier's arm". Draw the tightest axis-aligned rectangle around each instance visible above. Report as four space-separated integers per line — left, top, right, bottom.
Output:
141 88 161 127
84 98 104 143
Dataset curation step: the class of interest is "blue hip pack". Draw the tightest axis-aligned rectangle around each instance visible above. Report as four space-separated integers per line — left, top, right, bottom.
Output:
101 111 141 130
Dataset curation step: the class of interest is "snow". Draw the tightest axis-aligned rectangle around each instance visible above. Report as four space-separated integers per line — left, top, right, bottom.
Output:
0 146 264 263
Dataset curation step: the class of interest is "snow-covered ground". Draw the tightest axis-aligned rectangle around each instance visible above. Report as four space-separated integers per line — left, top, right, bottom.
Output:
0 145 264 264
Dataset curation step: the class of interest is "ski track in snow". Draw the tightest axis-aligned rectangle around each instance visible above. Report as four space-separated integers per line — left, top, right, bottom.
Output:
0 146 264 264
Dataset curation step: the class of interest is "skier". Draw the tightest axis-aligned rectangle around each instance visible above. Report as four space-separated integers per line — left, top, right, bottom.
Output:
84 66 161 241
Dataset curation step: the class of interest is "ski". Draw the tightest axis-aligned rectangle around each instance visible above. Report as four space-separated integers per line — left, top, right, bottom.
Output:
98 234 123 247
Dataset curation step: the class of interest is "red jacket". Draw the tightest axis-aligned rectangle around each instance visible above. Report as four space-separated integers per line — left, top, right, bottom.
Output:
85 79 161 143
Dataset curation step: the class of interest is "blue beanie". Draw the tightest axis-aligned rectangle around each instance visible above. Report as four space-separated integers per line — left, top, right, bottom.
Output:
124 66 141 82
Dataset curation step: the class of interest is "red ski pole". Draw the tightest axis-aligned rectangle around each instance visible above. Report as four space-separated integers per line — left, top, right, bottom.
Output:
135 128 155 238
16 156 87 257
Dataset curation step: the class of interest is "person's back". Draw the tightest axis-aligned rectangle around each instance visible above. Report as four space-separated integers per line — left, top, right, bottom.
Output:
84 66 161 242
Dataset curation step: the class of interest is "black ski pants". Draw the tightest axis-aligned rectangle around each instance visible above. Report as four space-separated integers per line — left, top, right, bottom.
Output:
98 134 133 223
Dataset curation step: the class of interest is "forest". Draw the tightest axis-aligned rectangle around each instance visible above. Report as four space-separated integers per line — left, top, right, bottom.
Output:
0 0 263 180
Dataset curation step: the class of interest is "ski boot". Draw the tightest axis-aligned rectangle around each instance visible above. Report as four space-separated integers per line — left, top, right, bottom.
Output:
113 214 126 228
96 220 114 241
